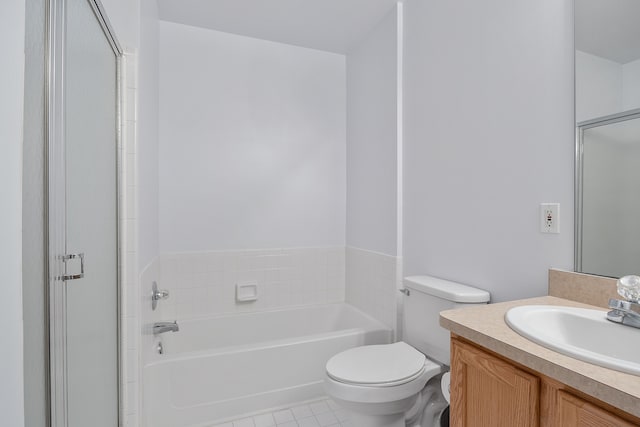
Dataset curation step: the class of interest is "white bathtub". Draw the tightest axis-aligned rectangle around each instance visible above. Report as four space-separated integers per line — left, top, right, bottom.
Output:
143 303 391 426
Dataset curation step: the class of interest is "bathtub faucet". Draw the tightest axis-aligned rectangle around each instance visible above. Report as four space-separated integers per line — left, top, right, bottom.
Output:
153 321 179 334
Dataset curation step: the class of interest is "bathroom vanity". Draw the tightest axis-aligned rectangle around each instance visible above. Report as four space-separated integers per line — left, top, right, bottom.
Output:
440 296 640 427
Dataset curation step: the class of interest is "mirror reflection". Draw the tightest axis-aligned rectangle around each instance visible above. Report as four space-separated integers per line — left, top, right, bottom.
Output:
578 112 640 277
575 0 640 277
575 0 640 122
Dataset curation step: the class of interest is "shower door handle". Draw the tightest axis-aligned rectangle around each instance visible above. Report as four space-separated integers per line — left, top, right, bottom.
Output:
61 252 85 281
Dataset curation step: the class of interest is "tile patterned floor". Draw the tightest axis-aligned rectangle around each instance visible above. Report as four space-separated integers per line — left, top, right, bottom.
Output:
210 398 352 427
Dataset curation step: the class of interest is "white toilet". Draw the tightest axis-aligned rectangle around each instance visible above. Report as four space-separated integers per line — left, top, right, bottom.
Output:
324 276 490 427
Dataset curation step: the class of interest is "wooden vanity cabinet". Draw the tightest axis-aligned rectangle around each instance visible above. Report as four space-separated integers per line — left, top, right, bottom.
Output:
552 389 638 427
450 337 539 426
450 336 640 427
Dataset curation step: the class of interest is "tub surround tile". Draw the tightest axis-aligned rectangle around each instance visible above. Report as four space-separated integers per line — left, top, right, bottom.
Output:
126 87 136 120
345 246 399 333
157 247 345 320
120 51 140 427
126 381 137 415
139 258 161 362
548 268 618 309
126 120 136 154
124 414 137 427
126 348 138 383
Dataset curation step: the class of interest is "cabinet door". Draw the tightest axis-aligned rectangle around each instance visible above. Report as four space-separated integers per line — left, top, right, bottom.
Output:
451 338 540 427
555 390 637 427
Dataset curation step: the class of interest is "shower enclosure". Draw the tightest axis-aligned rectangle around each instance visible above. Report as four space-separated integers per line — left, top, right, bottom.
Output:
46 0 122 425
576 109 640 278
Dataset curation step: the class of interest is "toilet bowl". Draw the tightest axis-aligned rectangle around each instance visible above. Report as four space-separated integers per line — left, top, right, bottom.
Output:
324 276 490 427
325 342 444 427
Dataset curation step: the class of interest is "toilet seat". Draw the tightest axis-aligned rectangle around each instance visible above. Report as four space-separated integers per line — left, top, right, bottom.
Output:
326 342 428 387
324 342 443 406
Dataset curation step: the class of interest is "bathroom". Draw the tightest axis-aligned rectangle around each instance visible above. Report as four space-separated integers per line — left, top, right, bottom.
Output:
4 0 640 426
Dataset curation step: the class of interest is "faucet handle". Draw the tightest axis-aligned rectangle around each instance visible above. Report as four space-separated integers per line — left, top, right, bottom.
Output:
151 281 170 310
617 275 640 303
153 289 170 300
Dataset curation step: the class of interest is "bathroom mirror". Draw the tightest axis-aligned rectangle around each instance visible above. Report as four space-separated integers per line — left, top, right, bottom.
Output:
575 0 640 277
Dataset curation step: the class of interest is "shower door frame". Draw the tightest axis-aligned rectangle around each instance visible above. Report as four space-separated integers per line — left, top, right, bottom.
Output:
46 0 124 425
574 107 640 273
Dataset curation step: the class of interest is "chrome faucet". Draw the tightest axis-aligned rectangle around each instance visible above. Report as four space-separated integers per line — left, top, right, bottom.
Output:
607 299 640 329
607 275 640 329
153 321 179 334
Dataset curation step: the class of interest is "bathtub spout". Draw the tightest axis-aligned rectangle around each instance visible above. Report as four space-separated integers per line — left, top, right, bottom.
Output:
153 321 179 334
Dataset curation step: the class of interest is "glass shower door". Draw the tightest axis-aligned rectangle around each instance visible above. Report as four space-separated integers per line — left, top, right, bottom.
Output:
49 0 121 425
65 0 119 425
578 112 640 278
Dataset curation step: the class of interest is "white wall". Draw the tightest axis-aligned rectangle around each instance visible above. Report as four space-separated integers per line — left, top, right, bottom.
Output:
344 6 400 333
100 0 140 50
158 22 346 252
403 0 575 303
576 51 640 122
576 50 623 122
346 6 398 256
0 1 25 425
622 58 640 112
22 0 47 424
346 247 398 330
138 0 160 270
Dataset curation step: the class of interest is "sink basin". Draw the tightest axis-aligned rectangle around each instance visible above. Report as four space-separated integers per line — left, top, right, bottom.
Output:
505 305 640 375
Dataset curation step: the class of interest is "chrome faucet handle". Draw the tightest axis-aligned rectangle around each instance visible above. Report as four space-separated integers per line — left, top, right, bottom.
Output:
616 275 640 303
153 289 170 300
151 281 170 311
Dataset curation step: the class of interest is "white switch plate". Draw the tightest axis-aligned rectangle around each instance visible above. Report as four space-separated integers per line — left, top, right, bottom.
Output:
540 203 560 234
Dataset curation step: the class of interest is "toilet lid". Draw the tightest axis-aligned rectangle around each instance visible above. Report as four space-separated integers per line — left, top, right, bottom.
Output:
326 342 427 386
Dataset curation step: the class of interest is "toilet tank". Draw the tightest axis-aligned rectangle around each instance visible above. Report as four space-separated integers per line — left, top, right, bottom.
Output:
403 276 490 366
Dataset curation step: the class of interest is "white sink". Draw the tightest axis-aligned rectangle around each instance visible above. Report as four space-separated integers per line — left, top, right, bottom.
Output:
505 305 640 375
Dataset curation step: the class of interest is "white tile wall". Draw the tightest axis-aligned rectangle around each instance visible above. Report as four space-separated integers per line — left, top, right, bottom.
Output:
138 257 160 422
154 247 345 321
345 247 399 333
120 51 140 427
